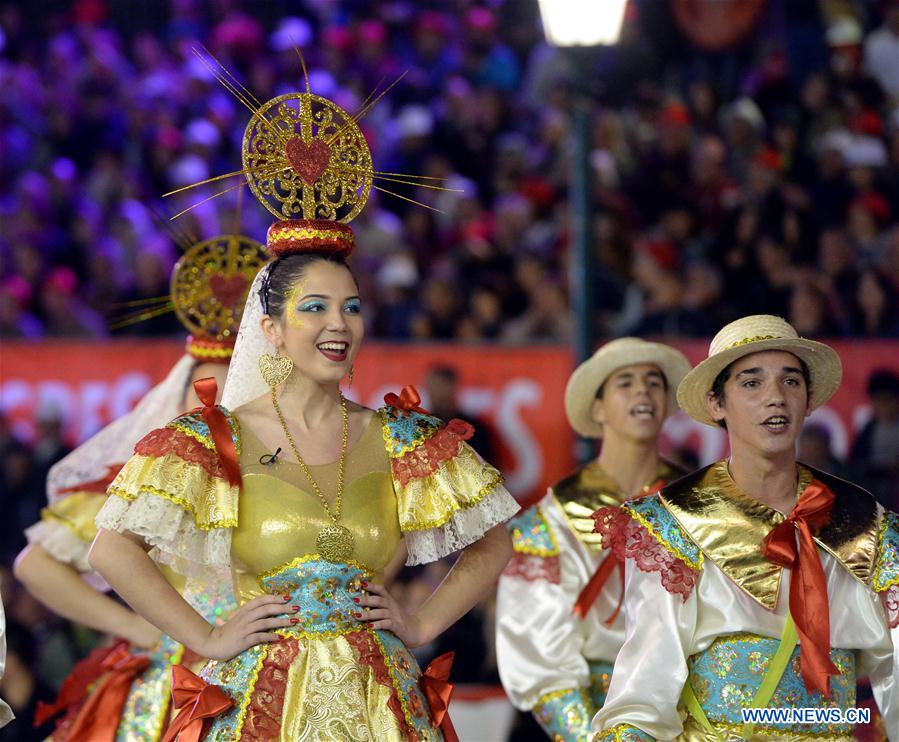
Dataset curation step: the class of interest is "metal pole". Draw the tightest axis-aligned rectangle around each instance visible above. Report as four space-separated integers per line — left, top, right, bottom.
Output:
570 95 595 464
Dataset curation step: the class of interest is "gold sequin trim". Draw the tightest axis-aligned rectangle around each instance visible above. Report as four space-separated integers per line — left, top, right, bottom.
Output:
107 482 238 531
258 553 374 581
872 511 899 591
533 686 590 711
724 334 777 350
369 629 421 734
270 227 354 242
513 506 559 557
627 507 704 571
168 418 242 456
399 469 505 532
232 643 269 738
187 343 233 359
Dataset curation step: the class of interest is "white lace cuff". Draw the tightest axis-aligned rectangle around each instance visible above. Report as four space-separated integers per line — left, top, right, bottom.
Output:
404 484 519 565
96 492 232 575
25 519 91 572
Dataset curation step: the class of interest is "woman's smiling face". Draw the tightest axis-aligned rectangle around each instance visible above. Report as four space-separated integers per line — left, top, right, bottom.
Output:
261 258 363 385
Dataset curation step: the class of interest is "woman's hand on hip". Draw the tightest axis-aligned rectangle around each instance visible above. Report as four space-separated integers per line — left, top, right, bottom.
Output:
198 594 296 660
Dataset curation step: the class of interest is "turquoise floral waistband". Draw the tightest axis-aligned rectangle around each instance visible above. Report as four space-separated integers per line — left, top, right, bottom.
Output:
687 633 856 735
259 555 371 636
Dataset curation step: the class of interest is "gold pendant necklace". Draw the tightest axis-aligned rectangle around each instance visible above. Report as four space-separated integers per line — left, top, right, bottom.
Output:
271 388 354 562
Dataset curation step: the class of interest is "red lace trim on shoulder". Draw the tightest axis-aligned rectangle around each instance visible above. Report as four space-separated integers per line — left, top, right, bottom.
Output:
592 506 698 601
501 552 561 584
881 584 899 629
345 630 414 738
391 418 474 487
239 636 300 740
134 427 226 479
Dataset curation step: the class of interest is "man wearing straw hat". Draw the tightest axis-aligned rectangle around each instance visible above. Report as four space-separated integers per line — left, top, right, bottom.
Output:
592 315 899 741
496 338 691 740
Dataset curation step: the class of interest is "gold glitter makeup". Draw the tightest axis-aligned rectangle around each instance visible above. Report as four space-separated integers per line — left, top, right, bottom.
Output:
285 279 309 328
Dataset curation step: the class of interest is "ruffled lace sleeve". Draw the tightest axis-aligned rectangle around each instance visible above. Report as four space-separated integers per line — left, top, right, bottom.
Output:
380 406 519 565
95 409 241 574
25 492 107 573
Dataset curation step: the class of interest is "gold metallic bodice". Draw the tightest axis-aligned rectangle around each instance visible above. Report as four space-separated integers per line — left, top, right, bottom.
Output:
553 459 684 553
232 415 400 604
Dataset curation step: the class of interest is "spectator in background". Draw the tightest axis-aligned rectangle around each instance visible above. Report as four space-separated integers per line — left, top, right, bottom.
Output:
850 369 899 509
0 620 55 742
1 0 899 342
798 423 846 477
863 0 899 104
425 364 495 463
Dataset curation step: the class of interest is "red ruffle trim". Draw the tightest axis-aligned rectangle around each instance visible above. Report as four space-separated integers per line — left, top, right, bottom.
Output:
391 419 474 487
238 638 300 741
501 552 561 584
134 427 227 480
345 630 415 738
881 583 899 629
593 506 698 601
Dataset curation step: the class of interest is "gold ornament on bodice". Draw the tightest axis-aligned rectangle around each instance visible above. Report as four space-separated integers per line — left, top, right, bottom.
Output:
271 389 354 562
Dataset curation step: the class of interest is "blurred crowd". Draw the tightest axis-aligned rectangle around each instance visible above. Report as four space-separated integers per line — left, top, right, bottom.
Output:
3 1 899 738
2 0 899 343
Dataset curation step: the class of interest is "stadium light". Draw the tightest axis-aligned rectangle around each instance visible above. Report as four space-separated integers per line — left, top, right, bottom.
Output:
537 0 627 47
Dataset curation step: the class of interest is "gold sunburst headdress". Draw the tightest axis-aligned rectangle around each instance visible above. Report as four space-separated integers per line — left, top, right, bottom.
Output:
164 47 457 259
113 228 268 362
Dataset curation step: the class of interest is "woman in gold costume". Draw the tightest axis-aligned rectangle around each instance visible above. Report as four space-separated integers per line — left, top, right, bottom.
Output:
89 79 517 740
15 233 266 741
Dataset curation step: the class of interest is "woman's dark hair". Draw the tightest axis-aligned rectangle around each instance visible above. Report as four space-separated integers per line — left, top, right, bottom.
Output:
260 252 354 317
710 356 812 429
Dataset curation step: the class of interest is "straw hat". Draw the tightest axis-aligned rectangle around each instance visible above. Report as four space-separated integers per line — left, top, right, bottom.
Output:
564 338 692 438
676 315 842 426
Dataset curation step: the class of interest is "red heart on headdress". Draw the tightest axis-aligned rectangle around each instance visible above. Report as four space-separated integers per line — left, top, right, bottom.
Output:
210 273 248 308
285 138 332 185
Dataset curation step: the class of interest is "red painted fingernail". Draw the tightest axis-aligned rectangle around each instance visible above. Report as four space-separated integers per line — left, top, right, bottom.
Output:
290 618 299 625
361 581 368 587
353 597 360 603
292 605 299 612
354 611 362 618
283 594 291 601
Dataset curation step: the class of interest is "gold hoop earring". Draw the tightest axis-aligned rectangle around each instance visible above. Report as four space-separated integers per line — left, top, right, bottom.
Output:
259 351 294 389
348 365 355 388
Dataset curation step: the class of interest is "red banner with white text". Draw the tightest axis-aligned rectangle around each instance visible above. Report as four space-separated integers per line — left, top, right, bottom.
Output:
2 340 897 502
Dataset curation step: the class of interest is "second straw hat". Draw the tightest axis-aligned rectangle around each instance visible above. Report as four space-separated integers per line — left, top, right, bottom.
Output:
564 337 692 439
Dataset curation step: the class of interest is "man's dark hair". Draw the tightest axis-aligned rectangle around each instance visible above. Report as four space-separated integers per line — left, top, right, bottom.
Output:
709 356 812 429
867 369 899 398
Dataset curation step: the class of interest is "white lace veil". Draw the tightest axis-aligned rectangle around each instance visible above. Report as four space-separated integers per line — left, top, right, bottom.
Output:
46 354 195 504
221 263 275 411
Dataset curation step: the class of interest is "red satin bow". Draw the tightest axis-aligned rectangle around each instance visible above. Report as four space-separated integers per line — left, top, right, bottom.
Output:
573 480 666 622
64 646 151 741
161 665 233 742
384 385 429 414
193 377 241 487
762 479 839 698
34 642 126 726
420 652 458 742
